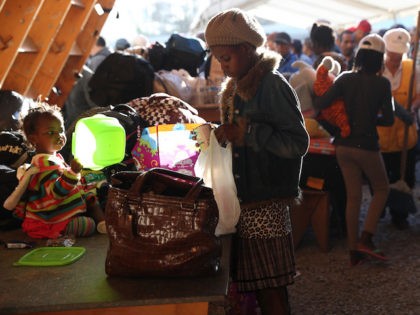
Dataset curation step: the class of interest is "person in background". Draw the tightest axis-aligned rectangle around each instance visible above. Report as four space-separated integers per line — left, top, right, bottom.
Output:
62 66 97 129
265 32 277 51
0 90 33 230
292 39 313 65
127 34 151 58
0 131 30 230
348 19 372 45
131 34 150 49
274 32 298 80
314 34 394 265
379 27 420 229
85 36 111 72
310 22 347 71
114 38 130 51
265 32 278 51
12 103 107 238
0 90 28 131
205 8 309 315
302 37 317 65
338 29 355 70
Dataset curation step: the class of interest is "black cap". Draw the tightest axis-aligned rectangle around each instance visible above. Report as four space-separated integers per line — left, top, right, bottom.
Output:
275 32 292 45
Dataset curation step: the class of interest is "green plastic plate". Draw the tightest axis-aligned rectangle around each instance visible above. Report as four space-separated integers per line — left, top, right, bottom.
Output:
13 247 86 266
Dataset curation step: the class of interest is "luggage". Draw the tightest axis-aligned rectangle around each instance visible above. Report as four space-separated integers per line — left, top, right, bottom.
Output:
88 52 155 106
147 34 207 77
127 93 206 126
164 34 207 77
104 167 221 277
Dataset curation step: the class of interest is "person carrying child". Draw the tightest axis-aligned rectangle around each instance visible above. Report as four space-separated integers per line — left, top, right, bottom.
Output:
205 8 309 315
7 102 106 239
314 34 394 265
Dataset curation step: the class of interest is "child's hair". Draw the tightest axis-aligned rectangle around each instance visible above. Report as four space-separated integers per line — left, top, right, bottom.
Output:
354 49 383 74
22 102 63 138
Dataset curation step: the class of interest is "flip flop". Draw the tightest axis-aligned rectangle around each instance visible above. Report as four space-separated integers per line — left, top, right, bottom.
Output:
357 243 388 261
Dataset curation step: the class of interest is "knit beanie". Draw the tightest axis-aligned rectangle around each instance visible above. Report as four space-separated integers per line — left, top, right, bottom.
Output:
205 8 266 48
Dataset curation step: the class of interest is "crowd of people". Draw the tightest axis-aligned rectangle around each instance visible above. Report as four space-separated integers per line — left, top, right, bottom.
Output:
1 7 420 315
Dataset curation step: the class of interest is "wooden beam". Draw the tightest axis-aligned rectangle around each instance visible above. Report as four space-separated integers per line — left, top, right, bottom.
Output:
48 0 116 106
0 0 43 87
27 0 96 99
2 0 72 95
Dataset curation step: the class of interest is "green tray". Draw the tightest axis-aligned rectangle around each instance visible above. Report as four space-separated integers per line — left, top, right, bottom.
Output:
14 247 86 266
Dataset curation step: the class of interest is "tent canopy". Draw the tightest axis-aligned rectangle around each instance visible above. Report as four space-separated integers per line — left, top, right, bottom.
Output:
191 0 419 37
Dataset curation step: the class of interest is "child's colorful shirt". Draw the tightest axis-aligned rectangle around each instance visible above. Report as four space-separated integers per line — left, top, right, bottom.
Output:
15 153 86 223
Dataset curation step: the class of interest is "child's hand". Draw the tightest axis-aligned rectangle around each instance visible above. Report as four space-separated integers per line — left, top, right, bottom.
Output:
70 158 83 174
214 118 248 146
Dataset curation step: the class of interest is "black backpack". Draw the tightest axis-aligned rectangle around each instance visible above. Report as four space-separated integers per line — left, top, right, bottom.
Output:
88 52 155 107
0 131 30 229
147 42 167 73
99 104 148 161
90 104 148 180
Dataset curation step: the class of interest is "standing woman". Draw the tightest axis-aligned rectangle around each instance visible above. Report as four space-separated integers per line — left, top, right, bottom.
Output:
315 34 394 265
204 8 309 315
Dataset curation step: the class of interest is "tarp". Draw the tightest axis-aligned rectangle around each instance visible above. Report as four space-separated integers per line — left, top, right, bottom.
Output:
190 0 420 36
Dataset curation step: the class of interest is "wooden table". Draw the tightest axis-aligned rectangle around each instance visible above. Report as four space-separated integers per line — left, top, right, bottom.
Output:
0 230 231 315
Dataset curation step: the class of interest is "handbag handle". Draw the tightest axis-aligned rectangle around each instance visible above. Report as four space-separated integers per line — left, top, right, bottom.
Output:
129 168 204 201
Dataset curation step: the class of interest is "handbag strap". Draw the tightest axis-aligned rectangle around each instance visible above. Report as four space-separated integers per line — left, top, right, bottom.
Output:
184 178 204 200
129 167 204 200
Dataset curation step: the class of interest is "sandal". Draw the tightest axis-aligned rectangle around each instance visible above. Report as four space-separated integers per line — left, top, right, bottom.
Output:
356 243 388 261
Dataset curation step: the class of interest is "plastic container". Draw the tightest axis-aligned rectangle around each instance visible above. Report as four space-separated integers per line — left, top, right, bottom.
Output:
13 247 86 266
72 114 126 170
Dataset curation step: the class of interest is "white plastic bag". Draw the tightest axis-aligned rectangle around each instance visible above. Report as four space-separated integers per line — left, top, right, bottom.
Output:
3 163 60 210
3 165 39 210
154 69 194 103
194 130 241 236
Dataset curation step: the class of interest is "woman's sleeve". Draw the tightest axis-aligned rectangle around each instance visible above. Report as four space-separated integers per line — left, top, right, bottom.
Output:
376 79 394 126
245 76 309 158
313 76 342 110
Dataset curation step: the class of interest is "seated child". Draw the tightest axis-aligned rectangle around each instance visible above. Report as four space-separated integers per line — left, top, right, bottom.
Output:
314 56 351 138
10 102 106 238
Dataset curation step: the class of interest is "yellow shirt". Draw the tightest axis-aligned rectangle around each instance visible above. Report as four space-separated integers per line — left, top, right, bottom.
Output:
377 59 417 152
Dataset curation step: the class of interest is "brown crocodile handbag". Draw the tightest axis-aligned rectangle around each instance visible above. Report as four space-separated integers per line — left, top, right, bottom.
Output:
104 167 221 277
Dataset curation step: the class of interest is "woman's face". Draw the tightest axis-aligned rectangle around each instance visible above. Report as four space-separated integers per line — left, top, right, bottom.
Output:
385 50 403 68
210 44 254 79
29 115 66 154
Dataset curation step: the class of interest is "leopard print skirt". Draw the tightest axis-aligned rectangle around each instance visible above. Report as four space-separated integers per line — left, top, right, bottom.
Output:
237 199 292 239
233 199 296 291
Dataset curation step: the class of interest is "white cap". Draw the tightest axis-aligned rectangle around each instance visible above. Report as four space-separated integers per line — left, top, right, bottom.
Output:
383 28 411 54
358 33 385 53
